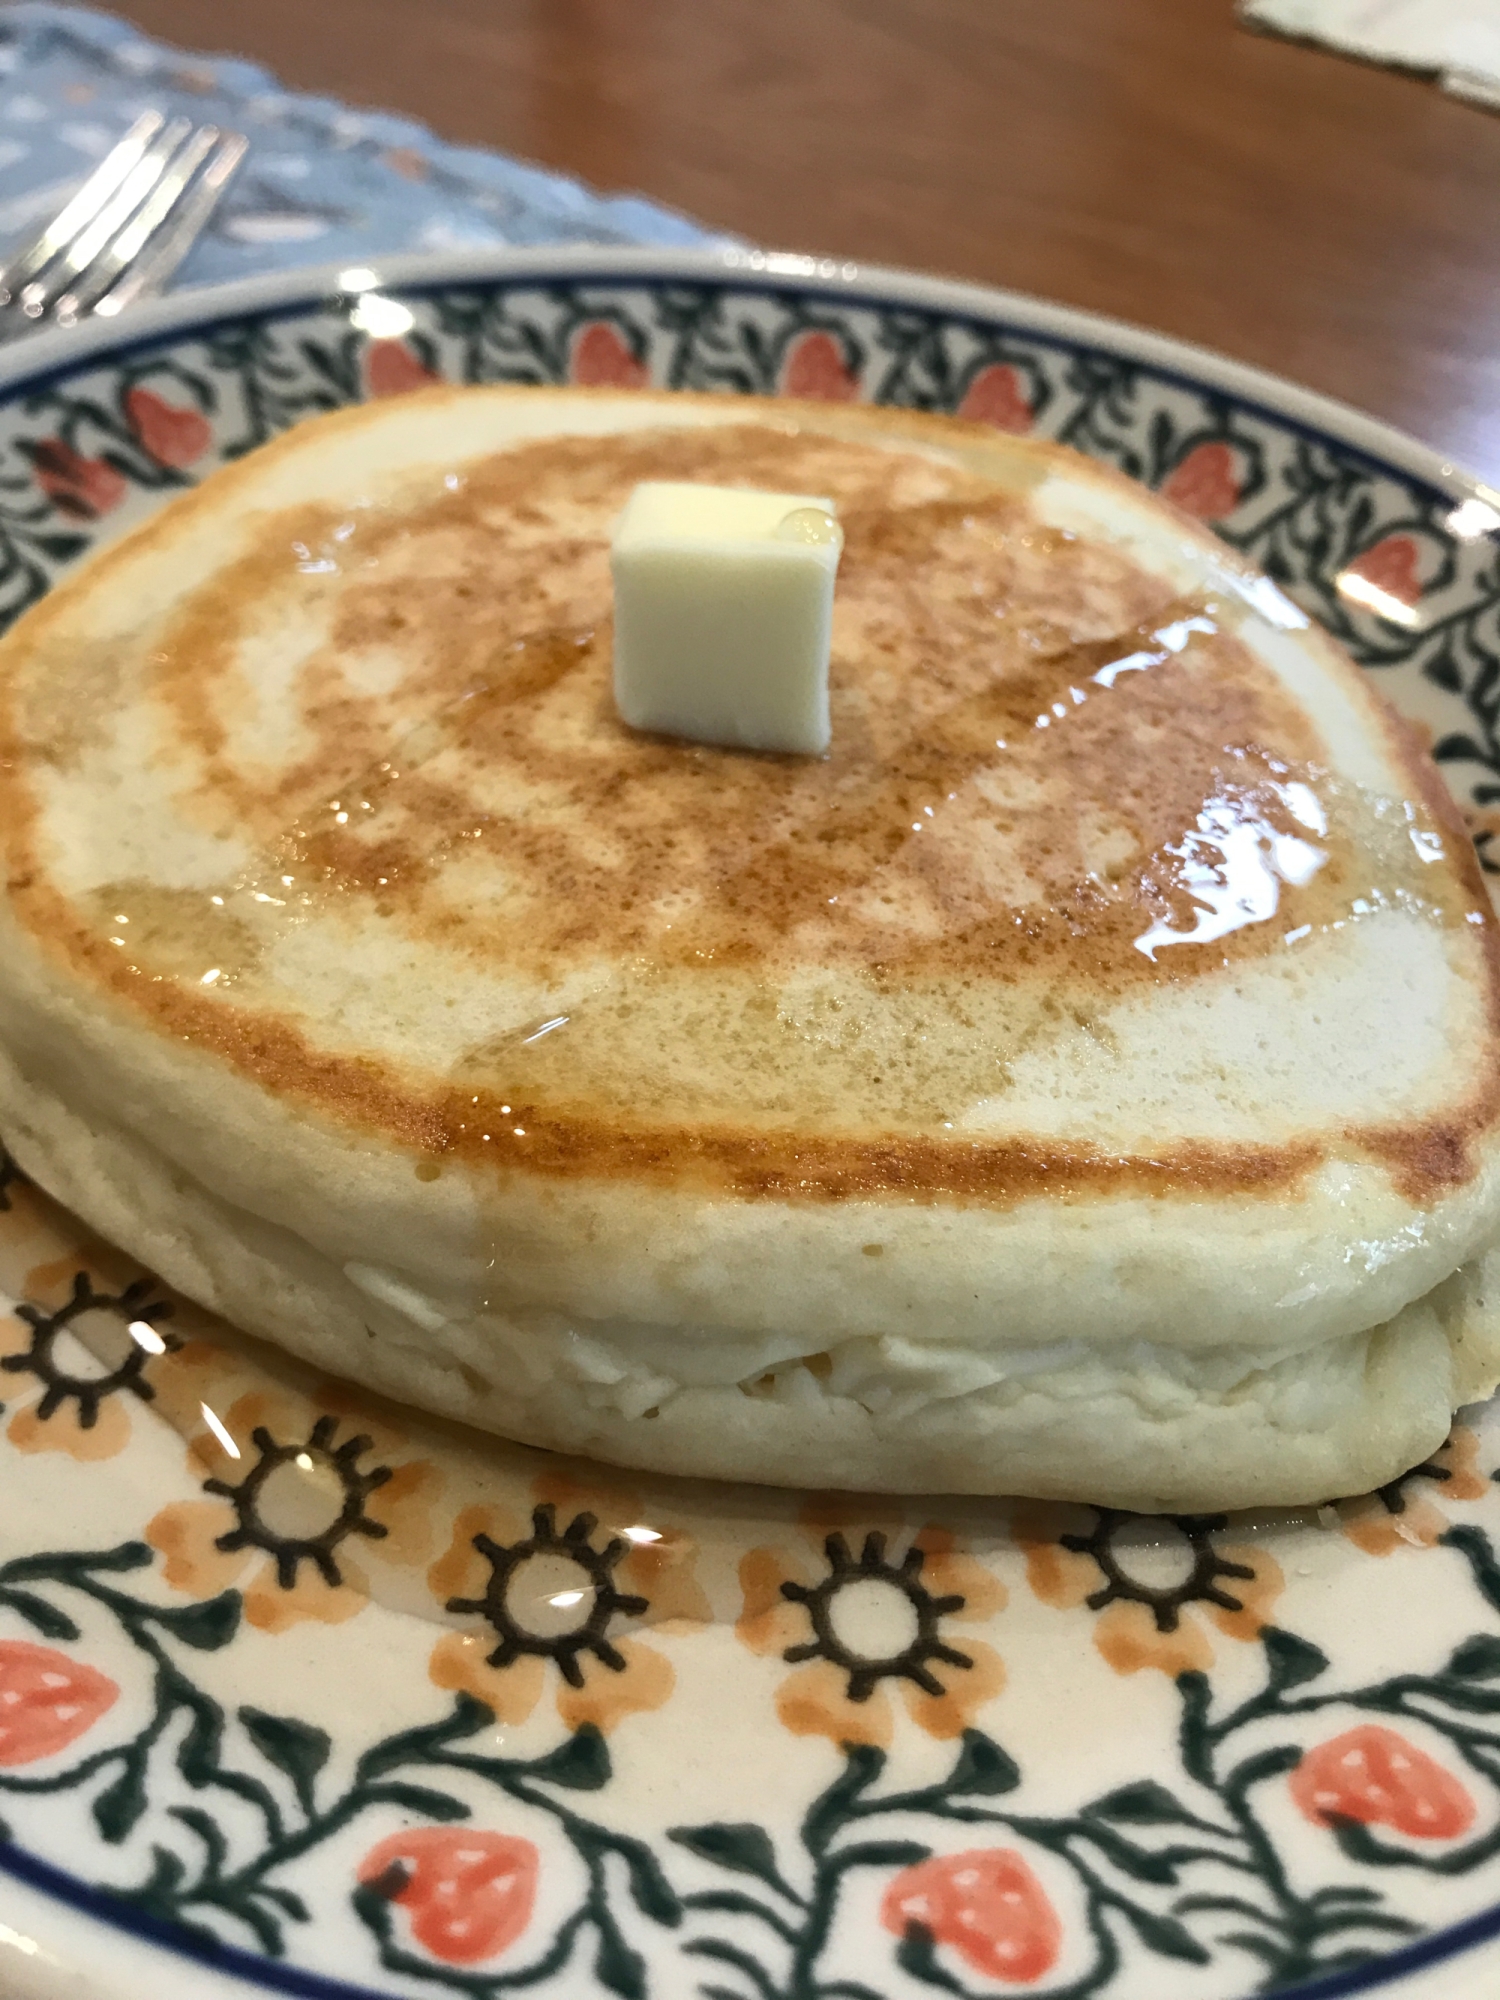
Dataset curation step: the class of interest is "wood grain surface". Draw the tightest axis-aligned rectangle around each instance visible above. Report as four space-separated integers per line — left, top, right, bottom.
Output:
111 0 1500 479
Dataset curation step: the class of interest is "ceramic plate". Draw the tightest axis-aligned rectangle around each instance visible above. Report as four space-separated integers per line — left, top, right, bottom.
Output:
3 247 1500 2000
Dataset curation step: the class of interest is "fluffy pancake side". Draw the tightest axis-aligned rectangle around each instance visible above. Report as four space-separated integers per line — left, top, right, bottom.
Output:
1 386 1498 1505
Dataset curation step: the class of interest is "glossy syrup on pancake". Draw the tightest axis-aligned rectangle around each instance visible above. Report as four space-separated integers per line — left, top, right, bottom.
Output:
34 420 1474 1198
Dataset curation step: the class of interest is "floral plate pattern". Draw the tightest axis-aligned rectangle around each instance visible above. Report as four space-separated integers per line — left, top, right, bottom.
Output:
3 247 1500 2000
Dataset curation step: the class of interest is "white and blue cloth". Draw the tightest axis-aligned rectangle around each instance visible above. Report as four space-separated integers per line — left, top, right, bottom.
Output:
0 2 725 286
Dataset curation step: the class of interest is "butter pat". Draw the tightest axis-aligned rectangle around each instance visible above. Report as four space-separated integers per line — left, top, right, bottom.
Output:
611 481 842 754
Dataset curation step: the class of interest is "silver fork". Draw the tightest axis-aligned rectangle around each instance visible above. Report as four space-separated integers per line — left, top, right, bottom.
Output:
0 111 247 336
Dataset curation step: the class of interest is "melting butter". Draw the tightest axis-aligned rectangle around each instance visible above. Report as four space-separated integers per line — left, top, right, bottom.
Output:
609 480 843 755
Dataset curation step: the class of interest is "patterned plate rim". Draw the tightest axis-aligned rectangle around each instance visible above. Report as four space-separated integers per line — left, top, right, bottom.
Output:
0 242 1496 2000
0 244 1484 508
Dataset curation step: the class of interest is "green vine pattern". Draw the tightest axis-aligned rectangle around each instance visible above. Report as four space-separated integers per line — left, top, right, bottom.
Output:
660 1523 1500 1999
7 1525 1500 1994
0 1542 681 1996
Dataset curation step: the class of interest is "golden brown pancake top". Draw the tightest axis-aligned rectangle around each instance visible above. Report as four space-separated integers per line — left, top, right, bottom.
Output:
138 424 1440 974
3 406 1494 1205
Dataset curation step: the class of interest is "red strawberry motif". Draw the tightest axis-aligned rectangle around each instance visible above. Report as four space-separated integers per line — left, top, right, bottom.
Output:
781 329 859 402
0 1640 118 1767
1292 1725 1475 1840
30 437 127 520
569 321 648 389
124 386 211 468
365 339 442 399
1161 440 1240 522
958 364 1033 434
1345 533 1422 607
881 1847 1062 1984
358 1828 538 1966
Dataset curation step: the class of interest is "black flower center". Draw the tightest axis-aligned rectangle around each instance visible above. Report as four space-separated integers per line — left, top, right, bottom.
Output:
1 1270 177 1427
780 1531 972 1704
446 1504 648 1687
505 1551 599 1640
1061 1510 1255 1634
203 1414 392 1588
1376 1454 1451 1517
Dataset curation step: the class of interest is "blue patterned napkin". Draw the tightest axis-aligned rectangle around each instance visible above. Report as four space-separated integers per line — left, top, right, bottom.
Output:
0 2 727 288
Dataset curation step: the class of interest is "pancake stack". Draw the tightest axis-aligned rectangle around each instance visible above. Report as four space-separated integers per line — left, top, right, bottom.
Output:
1 385 1497 1509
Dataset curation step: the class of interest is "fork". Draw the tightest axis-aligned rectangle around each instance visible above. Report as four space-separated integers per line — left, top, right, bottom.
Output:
0 111 247 336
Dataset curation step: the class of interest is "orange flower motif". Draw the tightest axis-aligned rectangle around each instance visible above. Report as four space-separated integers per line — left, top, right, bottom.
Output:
427 1473 704 1737
1337 1429 1488 1557
147 1388 440 1635
0 1262 178 1465
737 1506 1006 1748
1016 1504 1284 1678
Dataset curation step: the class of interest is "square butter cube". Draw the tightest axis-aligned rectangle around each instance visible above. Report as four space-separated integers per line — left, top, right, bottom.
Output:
611 481 841 755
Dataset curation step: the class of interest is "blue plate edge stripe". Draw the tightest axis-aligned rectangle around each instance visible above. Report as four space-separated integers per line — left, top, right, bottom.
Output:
0 1839 418 2000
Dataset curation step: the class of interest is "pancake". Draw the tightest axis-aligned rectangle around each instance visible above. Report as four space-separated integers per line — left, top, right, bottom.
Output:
1 384 1498 1511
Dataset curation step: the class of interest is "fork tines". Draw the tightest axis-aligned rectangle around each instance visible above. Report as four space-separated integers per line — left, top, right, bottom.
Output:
0 111 247 331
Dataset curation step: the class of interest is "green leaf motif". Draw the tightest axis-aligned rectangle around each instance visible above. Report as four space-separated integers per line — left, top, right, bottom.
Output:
945 1729 1021 1797
1086 1779 1199 1826
618 1840 683 1927
669 1822 784 1885
1447 1634 1500 1680
1434 732 1496 767
28 533 89 562
240 1708 331 1791
1329 1819 1419 1868
261 1883 311 1923
169 1804 228 1878
152 1591 241 1652
1224 1744 1306 1799
361 1782 470 1822
175 1702 225 1788
528 1723 611 1792
3 1539 152 1583
140 1844 186 1897
592 1921 646 2000
894 1923 965 1994
1262 1627 1330 1690
1074 1820 1185 1885
830 1838 930 1872
0 1588 80 1643
1119 1903 1212 1965
93 1761 148 1843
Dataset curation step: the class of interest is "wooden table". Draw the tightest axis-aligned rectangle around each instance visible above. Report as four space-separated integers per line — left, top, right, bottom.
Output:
111 0 1500 481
